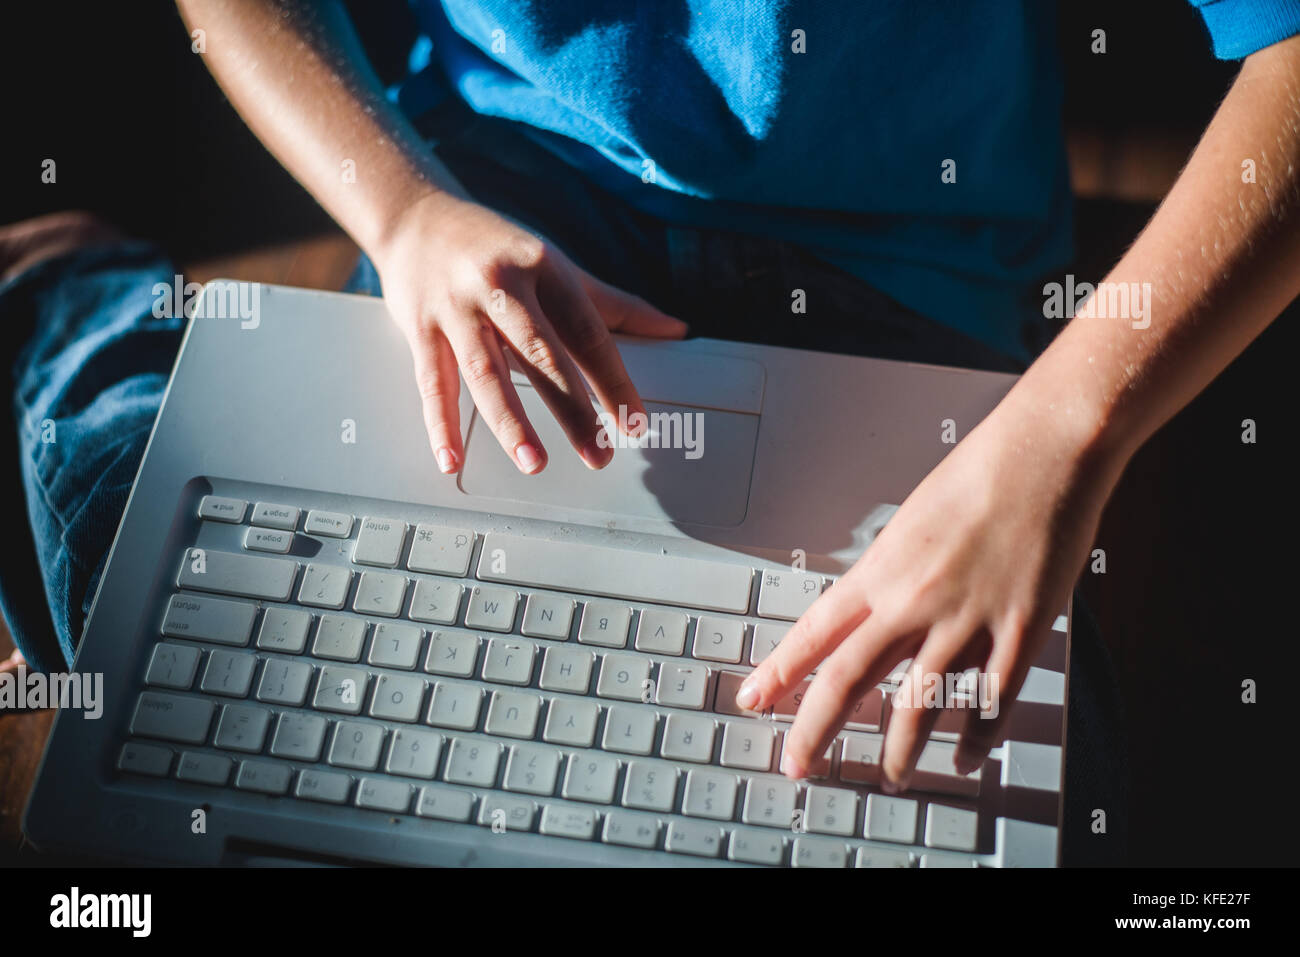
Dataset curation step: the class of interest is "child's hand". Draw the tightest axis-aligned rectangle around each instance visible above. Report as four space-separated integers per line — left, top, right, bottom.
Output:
375 192 687 475
738 396 1125 789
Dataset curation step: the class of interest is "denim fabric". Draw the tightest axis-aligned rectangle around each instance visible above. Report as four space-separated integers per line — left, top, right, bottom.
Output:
0 242 185 673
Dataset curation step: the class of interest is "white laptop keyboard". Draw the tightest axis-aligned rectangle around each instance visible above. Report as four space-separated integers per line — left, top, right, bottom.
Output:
115 487 1060 867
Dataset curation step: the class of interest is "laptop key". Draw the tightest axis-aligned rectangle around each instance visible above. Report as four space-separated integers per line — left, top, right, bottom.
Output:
386 728 443 778
416 785 475 822
602 810 660 849
353 517 406 567
477 533 752 614
251 503 299 531
407 523 475 577
464 586 517 632
357 777 412 813
539 804 597 840
742 777 797 828
329 720 387 770
840 732 884 784
562 753 620 804
521 594 574 639
304 510 353 538
503 743 562 795
728 827 785 865
424 631 479 677
756 569 822 621
257 607 312 653
370 673 427 723
660 713 715 764
864 793 918 844
635 609 688 655
235 759 292 795
538 646 594 694
145 642 201 690
542 698 599 747
655 662 708 710
313 665 368 715
855 844 915 868
162 593 257 646
682 769 738 820
313 615 367 662
622 760 678 812
214 704 271 753
256 658 313 706
295 769 352 804
408 580 462 625
749 623 788 665
130 692 215 745
601 706 657 755
426 682 482 730
792 836 847 868
270 712 328 762
299 563 350 610
176 751 232 786
805 785 858 837
692 616 744 664
482 638 535 685
354 572 407 618
484 689 541 738
720 721 775 771
578 601 631 648
925 804 979 852
911 740 981 797
198 495 246 523
201 650 257 697
117 741 173 777
595 653 650 701
444 738 501 787
478 794 535 831
245 527 293 554
665 819 723 858
368 622 423 670
177 550 296 603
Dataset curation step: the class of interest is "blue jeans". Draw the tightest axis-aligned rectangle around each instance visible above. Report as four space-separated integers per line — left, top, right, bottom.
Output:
0 106 1123 863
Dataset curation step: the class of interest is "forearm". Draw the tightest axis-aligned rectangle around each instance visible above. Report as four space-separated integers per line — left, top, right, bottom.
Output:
1005 34 1300 472
175 0 468 260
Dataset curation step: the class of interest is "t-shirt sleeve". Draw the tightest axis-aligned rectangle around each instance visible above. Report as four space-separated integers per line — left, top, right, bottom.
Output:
1187 0 1300 59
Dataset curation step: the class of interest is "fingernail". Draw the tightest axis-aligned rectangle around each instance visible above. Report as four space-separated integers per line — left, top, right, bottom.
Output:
580 436 611 470
780 754 804 779
735 680 759 711
514 442 543 473
954 749 981 775
435 447 458 474
882 776 902 795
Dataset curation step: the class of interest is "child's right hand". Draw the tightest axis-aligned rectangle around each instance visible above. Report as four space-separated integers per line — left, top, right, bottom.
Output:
373 192 688 475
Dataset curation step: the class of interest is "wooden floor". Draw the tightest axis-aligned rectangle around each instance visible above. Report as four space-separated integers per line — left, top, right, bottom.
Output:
0 233 359 863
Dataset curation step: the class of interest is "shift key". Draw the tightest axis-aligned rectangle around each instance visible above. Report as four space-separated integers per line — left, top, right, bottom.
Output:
177 548 296 602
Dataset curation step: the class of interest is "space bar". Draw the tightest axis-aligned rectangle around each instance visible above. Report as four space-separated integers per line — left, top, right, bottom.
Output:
477 534 752 613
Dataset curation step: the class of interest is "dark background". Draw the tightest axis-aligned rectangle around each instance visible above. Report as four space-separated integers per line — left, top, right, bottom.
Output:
1 1 1295 865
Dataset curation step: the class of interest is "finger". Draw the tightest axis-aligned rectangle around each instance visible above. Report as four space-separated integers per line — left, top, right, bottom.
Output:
779 613 917 779
583 273 689 339
954 634 1034 774
737 576 871 714
406 324 463 473
490 284 613 469
881 622 976 792
538 266 651 436
441 315 547 474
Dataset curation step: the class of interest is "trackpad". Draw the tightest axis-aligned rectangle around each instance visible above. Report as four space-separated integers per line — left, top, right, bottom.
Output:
458 349 764 527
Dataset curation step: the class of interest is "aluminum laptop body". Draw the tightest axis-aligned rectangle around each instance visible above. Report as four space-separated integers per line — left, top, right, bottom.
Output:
24 282 1068 867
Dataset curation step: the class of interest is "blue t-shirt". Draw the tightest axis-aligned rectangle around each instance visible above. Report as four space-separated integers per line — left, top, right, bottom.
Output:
398 0 1300 357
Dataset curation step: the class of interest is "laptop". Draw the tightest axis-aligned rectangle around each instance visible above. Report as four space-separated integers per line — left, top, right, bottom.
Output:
24 280 1067 867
